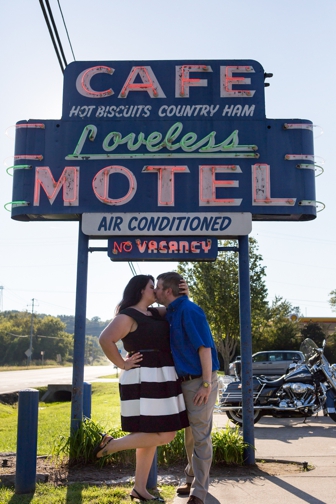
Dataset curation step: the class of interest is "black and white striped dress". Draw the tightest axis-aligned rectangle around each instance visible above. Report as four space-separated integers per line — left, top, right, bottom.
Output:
119 307 189 433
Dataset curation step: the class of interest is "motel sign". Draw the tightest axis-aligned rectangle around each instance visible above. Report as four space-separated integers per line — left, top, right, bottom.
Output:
11 60 316 249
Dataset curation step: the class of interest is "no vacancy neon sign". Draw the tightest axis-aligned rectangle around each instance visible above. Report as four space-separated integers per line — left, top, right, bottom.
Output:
11 60 316 237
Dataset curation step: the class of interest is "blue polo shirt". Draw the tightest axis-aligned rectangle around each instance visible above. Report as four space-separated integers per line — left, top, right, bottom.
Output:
166 295 220 377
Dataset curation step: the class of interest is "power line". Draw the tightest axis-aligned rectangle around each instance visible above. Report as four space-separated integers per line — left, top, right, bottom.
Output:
39 0 67 72
28 298 37 365
8 333 65 339
57 0 76 60
38 1 133 276
128 262 137 276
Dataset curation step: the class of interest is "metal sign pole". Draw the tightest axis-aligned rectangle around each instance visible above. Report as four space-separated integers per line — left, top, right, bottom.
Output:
238 235 255 464
71 220 89 433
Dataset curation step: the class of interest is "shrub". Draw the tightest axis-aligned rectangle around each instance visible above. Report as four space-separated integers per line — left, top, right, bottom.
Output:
212 425 249 464
52 418 249 467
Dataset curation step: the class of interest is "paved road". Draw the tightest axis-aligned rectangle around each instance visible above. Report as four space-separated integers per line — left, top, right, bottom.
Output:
0 365 116 394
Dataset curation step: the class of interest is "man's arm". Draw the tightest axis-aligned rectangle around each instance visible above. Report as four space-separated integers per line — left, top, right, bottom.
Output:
193 345 213 405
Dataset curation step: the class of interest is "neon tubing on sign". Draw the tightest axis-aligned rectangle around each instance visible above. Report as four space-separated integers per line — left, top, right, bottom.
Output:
14 154 43 161
15 123 45 129
298 200 325 212
285 154 315 161
77 66 114 98
6 164 32 176
283 123 313 131
296 163 324 177
4 201 29 211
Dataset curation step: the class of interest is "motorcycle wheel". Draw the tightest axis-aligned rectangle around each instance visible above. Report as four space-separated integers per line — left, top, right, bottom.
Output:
226 408 262 426
329 413 336 422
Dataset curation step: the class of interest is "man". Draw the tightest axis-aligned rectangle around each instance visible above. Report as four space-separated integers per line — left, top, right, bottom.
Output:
155 272 219 504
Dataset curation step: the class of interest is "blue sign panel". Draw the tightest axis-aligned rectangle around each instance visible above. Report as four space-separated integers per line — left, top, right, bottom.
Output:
11 60 316 224
108 236 218 261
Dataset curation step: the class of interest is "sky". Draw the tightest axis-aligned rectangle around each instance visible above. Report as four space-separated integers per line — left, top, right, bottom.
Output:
0 0 335 322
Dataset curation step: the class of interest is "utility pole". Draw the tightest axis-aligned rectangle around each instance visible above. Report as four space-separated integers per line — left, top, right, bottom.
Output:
28 298 35 365
0 286 3 312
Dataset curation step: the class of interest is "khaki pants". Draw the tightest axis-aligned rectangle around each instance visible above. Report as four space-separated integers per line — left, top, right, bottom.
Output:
181 372 218 502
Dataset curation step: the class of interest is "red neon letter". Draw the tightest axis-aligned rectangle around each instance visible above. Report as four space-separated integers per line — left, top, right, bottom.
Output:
34 167 79 206
112 241 123 254
123 241 132 252
199 165 242 206
119 66 166 98
158 241 168 253
168 241 178 253
76 66 114 98
142 166 189 206
190 241 201 253
220 66 255 98
92 166 137 205
175 65 212 97
135 240 147 253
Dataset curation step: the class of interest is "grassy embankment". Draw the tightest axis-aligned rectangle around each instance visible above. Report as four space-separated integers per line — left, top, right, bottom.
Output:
0 376 241 504
0 382 120 454
0 382 175 503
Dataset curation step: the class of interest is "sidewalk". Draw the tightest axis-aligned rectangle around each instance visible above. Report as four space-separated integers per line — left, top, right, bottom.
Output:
173 412 336 504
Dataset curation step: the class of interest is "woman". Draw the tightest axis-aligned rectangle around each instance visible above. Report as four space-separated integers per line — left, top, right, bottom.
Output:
97 274 189 502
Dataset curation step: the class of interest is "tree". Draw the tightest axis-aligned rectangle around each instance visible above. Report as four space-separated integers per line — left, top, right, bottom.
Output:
0 311 34 364
253 297 301 352
301 322 326 348
324 332 336 364
57 314 110 337
299 322 336 363
329 290 336 313
177 237 268 373
85 334 106 364
33 316 73 363
0 311 73 365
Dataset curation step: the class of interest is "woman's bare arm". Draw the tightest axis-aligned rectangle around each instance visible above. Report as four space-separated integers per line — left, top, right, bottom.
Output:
99 315 142 370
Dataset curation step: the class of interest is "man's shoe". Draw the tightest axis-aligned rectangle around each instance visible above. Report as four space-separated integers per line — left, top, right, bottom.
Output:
187 496 203 504
177 482 191 495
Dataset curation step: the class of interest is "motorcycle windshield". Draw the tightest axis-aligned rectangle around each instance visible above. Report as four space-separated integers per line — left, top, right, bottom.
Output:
300 338 318 363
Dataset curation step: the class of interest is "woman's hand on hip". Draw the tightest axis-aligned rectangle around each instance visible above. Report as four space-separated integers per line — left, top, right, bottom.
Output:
124 352 143 370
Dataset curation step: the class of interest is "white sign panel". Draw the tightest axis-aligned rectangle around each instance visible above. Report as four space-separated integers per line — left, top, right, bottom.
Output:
82 212 252 237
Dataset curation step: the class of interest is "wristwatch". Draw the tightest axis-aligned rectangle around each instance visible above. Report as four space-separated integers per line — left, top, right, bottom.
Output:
202 381 211 388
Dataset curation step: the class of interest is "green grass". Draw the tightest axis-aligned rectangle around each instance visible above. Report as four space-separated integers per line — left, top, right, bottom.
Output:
0 382 247 462
0 483 175 503
0 383 121 455
0 381 247 502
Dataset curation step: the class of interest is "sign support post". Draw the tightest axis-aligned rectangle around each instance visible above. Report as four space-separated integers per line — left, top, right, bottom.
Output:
71 221 89 434
238 235 255 464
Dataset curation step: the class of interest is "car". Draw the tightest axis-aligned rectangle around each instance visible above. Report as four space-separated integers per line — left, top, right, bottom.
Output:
229 350 305 378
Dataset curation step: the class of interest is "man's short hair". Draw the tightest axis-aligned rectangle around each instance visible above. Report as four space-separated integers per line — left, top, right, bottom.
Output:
157 272 184 297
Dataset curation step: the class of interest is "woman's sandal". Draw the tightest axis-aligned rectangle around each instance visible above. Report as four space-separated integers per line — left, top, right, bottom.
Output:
92 432 114 459
130 488 164 502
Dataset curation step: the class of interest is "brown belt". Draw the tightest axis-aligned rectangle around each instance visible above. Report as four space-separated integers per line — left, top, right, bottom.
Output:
128 349 160 355
179 374 202 382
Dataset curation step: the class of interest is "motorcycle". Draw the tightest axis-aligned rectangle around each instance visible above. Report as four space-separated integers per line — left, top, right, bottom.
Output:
216 338 336 425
